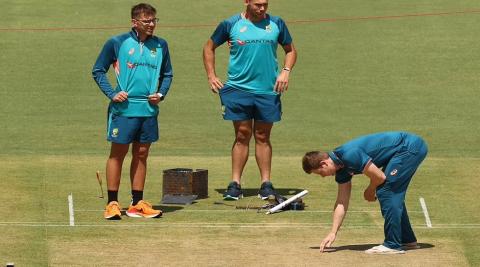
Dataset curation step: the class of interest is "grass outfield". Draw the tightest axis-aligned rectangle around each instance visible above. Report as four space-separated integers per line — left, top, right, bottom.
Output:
1 0 480 266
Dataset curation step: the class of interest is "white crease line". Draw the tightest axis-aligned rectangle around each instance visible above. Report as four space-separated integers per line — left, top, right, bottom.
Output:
68 193 75 227
419 197 432 228
434 224 480 226
0 222 66 224
433 227 480 229
74 209 422 213
0 222 479 229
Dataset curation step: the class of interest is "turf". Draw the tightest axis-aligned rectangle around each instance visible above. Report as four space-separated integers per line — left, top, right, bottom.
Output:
1 0 480 266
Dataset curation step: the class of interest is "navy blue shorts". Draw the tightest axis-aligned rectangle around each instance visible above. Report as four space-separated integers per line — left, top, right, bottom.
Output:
219 86 282 122
107 114 159 144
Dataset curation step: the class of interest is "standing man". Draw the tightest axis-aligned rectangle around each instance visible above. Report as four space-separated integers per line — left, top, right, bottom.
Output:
302 132 428 254
92 3 173 219
203 0 297 200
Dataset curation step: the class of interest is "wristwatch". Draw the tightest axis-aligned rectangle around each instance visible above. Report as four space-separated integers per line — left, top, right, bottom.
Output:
157 93 165 101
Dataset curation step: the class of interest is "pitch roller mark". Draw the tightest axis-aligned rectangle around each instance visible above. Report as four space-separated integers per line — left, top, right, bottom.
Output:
1 9 479 32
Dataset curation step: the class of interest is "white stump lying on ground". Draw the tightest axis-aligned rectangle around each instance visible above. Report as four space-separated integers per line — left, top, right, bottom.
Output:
266 190 309 214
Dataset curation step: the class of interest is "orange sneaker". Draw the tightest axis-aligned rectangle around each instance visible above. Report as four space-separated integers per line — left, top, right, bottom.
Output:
104 201 122 220
126 200 162 218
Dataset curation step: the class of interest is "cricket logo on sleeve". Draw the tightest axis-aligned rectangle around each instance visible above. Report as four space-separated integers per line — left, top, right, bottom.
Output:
240 26 247 33
390 169 398 176
128 48 135 55
112 128 119 138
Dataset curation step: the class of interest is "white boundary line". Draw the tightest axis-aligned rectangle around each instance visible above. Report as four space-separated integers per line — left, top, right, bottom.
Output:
419 197 432 228
68 193 75 227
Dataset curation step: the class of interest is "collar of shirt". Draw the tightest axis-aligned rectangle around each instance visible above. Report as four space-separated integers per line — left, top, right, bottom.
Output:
328 151 344 169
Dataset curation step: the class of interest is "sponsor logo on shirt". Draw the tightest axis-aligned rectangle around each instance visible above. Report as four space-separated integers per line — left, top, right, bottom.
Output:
390 169 398 176
128 48 135 55
126 62 157 69
236 39 275 46
240 26 247 33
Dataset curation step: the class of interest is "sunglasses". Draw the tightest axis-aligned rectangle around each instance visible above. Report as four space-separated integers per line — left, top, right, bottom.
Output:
135 18 159 25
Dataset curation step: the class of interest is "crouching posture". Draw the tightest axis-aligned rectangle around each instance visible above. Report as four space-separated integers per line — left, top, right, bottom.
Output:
302 132 428 254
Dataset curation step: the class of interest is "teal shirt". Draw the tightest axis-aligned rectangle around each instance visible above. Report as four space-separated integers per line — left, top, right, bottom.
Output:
330 132 414 184
92 29 173 117
211 14 292 95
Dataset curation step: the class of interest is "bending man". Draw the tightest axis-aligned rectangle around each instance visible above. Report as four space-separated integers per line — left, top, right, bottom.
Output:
302 132 428 254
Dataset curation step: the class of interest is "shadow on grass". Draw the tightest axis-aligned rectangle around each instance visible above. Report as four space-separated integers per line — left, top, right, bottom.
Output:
153 205 184 213
309 243 435 252
214 188 305 197
118 205 184 216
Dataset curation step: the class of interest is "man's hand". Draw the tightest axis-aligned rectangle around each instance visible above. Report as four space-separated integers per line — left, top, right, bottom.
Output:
362 161 385 202
363 185 377 202
208 76 224 93
203 39 223 93
319 232 336 252
112 91 128 102
274 70 290 93
148 93 162 105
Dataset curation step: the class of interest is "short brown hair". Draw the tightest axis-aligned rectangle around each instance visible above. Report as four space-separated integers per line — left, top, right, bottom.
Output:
302 151 329 174
131 3 156 19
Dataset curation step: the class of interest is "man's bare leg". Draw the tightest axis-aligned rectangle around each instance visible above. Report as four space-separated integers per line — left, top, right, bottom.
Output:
130 142 151 191
106 143 130 192
231 120 253 184
254 121 273 183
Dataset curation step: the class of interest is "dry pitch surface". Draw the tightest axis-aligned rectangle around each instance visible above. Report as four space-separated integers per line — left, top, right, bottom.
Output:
1 156 477 266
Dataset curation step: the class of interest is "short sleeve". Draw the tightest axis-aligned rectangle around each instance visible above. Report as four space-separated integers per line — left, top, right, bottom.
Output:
210 20 231 46
335 169 353 184
342 149 372 172
271 16 292 45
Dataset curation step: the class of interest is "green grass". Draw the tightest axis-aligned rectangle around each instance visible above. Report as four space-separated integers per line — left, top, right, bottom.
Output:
1 0 480 266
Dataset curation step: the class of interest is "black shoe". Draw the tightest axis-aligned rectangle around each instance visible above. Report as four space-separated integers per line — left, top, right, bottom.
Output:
259 181 276 200
223 181 243 200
